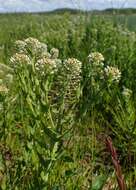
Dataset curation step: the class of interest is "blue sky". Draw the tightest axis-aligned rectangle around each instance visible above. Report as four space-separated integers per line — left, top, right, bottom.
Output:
0 0 136 13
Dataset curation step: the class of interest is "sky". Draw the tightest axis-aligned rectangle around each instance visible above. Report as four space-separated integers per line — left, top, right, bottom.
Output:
0 0 136 13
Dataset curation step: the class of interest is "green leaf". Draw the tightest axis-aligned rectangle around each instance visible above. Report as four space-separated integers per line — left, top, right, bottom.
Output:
41 120 60 142
62 155 74 163
65 169 76 177
90 175 107 190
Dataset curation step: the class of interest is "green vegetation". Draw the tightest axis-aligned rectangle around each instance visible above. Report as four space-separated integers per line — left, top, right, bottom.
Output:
0 11 136 189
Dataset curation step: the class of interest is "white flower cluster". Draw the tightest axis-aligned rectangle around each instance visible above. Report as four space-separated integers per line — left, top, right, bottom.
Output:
87 52 121 84
24 37 47 57
122 87 132 99
104 66 121 83
64 58 82 74
50 48 59 59
63 58 82 105
88 52 105 82
15 37 48 58
88 52 104 66
10 53 31 67
24 37 39 46
15 40 27 54
0 63 13 94
11 37 61 75
0 85 9 93
35 58 57 74
49 57 82 109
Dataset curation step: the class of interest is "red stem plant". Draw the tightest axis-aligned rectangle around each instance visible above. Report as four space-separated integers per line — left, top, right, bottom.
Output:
106 137 126 190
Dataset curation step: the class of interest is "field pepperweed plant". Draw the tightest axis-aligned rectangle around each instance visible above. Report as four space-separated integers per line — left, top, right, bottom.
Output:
0 12 136 189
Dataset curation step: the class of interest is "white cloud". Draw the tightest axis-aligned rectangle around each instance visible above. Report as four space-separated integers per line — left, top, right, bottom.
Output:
0 0 51 12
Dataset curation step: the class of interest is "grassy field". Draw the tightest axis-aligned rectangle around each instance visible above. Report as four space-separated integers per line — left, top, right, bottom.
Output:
0 11 136 189
0 12 136 63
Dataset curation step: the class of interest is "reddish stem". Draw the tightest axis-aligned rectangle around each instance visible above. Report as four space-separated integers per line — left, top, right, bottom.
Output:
106 137 126 190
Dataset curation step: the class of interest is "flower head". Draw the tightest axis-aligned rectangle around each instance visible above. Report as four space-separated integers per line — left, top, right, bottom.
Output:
35 58 57 74
50 48 59 59
24 37 47 57
24 37 40 48
122 87 132 99
36 42 48 57
0 85 8 93
10 53 31 67
104 66 121 83
14 40 27 53
64 58 82 74
88 52 104 64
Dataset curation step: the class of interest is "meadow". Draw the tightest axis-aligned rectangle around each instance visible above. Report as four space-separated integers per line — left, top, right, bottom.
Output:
0 11 136 189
